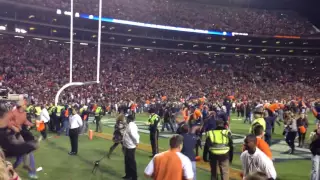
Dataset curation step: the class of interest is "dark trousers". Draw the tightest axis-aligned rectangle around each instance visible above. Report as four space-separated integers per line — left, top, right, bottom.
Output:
108 142 123 157
240 110 244 117
124 148 137 180
209 154 229 180
286 131 297 151
49 115 55 132
150 129 159 156
95 116 102 132
55 116 61 132
40 123 47 139
265 133 272 146
69 128 79 153
161 120 174 132
298 131 306 147
131 110 136 119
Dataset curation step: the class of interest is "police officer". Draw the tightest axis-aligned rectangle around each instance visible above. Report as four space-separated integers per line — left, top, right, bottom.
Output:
203 120 233 180
55 104 64 132
95 105 104 133
50 105 57 132
26 104 35 122
249 106 266 134
148 108 160 157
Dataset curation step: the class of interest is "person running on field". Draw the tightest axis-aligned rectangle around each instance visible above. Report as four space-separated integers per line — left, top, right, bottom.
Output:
107 114 127 158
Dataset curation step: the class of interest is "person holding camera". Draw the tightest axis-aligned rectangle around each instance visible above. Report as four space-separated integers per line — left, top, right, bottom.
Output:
122 115 139 180
107 114 127 159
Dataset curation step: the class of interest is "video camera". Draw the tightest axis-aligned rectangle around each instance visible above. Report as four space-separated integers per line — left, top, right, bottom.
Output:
0 87 8 97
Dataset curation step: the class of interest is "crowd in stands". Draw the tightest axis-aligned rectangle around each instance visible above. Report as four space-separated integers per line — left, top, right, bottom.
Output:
0 35 319 105
8 0 314 35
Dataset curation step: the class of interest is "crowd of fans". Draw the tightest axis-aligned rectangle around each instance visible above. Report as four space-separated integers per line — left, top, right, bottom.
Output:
8 0 315 35
0 35 319 105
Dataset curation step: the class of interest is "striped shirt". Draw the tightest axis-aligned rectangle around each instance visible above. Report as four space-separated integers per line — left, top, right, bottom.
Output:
144 149 194 180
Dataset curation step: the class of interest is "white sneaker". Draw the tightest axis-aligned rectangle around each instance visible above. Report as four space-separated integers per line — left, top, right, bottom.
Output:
29 174 38 179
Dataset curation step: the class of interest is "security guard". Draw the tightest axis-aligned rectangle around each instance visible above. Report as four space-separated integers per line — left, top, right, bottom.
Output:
95 105 104 133
249 106 266 134
47 104 54 131
50 105 57 132
55 105 64 132
203 120 233 180
148 108 160 157
35 105 41 118
26 104 35 122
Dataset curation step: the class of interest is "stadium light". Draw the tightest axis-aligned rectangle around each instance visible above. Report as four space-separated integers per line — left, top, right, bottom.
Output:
56 9 62 15
15 28 27 34
64 11 72 16
0 26 6 31
33 38 42 41
80 42 88 46
49 40 58 42
14 36 24 38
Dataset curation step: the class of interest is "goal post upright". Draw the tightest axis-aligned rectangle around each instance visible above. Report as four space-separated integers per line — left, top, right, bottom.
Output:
54 0 103 106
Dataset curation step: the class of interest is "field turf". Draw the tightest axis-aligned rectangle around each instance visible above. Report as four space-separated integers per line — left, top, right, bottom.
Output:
13 112 314 180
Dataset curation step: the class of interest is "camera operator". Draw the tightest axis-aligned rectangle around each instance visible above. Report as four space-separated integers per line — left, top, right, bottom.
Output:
0 102 38 158
122 115 140 180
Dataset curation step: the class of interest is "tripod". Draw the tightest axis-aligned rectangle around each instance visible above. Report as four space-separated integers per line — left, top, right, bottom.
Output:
92 151 108 174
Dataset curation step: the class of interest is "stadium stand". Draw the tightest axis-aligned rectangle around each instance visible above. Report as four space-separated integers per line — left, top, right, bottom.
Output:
5 0 315 35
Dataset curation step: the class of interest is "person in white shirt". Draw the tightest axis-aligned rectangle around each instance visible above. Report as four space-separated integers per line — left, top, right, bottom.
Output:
68 108 83 155
122 115 140 180
240 134 276 180
40 105 50 139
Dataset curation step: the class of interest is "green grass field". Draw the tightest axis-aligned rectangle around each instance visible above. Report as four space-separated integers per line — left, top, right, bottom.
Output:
13 112 315 180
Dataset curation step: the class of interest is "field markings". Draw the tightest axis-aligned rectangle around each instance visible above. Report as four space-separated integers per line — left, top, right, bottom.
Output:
93 132 243 180
95 116 311 159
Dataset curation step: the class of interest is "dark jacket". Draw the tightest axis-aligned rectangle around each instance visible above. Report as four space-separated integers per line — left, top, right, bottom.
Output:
297 117 309 128
113 120 127 143
310 131 320 156
0 127 37 158
203 127 233 162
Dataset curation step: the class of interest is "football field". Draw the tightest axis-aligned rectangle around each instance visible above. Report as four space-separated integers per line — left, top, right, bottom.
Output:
14 113 314 180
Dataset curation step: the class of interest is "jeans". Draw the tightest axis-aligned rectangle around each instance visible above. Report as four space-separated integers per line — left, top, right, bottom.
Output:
311 155 320 180
59 120 69 136
192 161 197 180
14 153 36 176
265 133 272 146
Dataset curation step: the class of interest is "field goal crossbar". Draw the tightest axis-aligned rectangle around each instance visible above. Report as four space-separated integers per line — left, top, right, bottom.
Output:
54 0 103 106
